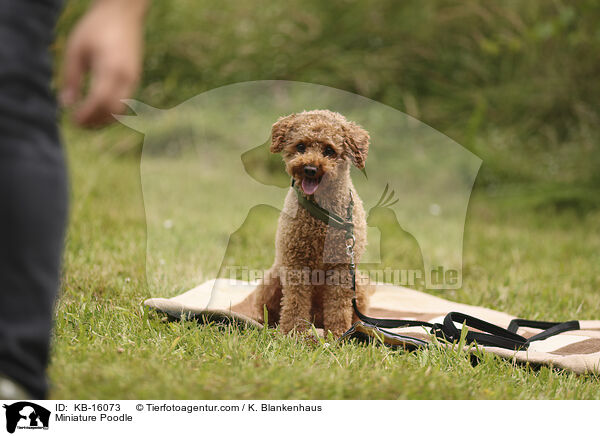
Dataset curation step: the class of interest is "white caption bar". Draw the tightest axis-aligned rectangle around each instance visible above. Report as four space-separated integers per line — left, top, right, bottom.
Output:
0 400 589 435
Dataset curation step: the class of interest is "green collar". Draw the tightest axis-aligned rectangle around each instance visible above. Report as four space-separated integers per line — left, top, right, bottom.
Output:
291 180 354 234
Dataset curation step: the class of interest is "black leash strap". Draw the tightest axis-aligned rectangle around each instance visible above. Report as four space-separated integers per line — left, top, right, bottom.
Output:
437 312 527 350
351 303 581 351
507 318 580 343
351 299 434 329
291 180 354 233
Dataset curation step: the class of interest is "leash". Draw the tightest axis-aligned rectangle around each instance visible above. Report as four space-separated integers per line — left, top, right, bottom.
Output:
291 178 358 306
291 179 354 233
292 179 393 329
292 179 581 350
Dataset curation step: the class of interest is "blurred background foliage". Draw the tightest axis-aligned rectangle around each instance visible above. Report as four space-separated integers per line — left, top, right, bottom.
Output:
54 0 600 210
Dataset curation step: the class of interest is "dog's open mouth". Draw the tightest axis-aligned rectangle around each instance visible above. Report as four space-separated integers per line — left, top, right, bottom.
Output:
301 176 322 195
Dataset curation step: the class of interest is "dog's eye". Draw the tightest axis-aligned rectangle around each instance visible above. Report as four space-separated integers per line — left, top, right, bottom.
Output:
296 143 306 153
323 145 336 157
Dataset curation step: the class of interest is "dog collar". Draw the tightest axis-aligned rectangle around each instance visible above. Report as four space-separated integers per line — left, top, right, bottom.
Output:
291 179 354 234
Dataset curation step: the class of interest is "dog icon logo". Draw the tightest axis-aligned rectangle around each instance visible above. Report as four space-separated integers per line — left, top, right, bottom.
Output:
117 80 481 294
2 402 50 433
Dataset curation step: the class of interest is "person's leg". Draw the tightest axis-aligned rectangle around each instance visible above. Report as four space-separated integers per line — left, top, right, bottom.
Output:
0 0 66 399
0 161 67 399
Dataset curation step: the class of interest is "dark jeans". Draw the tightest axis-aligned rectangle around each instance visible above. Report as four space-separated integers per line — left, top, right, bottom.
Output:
0 0 66 399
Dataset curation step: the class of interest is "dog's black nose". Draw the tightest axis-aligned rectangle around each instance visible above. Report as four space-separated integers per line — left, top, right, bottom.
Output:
303 165 318 177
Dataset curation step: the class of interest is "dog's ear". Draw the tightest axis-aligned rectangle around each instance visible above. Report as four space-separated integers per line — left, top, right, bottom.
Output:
343 121 370 169
271 114 297 153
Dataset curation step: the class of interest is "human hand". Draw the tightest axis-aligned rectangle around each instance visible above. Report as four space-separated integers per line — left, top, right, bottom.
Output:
60 0 149 127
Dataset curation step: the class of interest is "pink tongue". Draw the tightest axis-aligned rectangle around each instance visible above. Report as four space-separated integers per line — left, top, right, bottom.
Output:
301 178 319 195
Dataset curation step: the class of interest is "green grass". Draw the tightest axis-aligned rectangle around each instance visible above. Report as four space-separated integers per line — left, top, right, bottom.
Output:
49 121 600 399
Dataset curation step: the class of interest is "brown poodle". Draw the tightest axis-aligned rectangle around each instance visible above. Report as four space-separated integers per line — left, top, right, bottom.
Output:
254 110 371 337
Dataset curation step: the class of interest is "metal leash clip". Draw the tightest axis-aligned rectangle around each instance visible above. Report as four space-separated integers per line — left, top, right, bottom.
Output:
346 234 356 257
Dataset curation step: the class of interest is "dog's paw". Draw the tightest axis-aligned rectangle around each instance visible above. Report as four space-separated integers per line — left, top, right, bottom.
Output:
279 319 311 336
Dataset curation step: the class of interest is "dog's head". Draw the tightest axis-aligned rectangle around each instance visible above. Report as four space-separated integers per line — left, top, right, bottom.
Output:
270 110 369 195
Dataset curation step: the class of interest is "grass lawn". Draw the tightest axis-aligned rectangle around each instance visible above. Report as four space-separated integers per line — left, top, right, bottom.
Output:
49 121 600 399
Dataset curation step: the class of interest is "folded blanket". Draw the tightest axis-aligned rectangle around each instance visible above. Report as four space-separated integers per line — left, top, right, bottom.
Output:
144 279 600 374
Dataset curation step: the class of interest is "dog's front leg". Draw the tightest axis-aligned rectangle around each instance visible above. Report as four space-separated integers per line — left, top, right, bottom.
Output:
279 268 313 334
322 267 354 338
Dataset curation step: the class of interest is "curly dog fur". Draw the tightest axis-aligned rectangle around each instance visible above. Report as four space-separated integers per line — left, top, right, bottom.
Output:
254 110 372 337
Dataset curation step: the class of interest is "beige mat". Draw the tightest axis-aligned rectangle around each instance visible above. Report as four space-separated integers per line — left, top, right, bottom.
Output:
144 279 600 374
